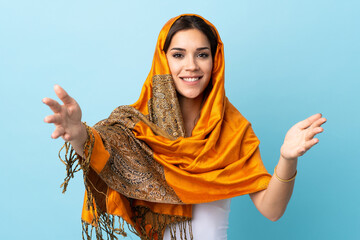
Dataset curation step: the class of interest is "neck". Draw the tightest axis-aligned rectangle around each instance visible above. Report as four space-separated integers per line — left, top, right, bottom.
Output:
178 93 204 137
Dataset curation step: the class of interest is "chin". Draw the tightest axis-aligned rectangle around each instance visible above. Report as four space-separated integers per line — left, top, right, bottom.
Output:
177 91 203 100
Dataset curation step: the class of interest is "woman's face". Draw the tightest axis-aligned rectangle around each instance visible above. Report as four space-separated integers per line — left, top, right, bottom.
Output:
166 29 213 101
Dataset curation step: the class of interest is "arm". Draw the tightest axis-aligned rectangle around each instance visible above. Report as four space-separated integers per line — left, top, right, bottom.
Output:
249 113 327 221
43 85 88 156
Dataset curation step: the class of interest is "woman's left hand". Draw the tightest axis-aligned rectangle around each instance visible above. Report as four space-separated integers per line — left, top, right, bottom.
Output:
280 113 327 161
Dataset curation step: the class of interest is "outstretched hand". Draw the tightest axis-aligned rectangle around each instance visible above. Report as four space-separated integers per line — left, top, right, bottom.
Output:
280 113 327 161
42 85 84 142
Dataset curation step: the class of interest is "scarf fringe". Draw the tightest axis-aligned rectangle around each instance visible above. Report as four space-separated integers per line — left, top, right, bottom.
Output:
81 216 132 240
131 205 192 240
168 220 193 240
58 123 139 239
58 141 81 193
58 123 124 239
59 123 193 240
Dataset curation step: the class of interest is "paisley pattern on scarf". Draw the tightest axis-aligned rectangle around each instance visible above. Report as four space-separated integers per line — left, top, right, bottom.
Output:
93 75 185 203
148 74 185 139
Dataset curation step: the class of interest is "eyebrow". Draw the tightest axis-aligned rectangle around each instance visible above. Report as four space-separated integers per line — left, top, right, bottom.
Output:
170 47 210 51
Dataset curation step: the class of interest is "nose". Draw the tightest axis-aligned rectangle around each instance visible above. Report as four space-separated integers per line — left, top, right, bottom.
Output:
185 56 199 71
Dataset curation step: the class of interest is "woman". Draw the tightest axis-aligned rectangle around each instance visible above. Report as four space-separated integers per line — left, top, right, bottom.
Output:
43 14 326 240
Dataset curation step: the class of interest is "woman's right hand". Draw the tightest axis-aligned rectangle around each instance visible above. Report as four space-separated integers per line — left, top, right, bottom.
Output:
43 85 87 150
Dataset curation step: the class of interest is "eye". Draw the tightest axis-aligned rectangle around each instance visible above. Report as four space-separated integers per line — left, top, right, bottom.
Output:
172 53 184 58
198 53 210 58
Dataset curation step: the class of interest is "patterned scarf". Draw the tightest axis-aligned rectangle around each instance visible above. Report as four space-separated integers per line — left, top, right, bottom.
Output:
60 14 271 240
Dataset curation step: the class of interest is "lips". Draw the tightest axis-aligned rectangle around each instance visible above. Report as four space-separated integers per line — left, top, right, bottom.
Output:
180 76 202 82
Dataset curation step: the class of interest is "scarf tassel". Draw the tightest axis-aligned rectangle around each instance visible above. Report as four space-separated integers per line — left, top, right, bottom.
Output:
59 124 139 239
59 123 193 240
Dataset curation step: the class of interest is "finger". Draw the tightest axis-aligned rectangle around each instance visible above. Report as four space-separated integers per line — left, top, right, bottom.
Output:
311 117 327 128
42 97 62 113
44 114 62 124
305 117 326 139
51 126 65 139
306 127 324 140
305 138 319 151
62 132 72 141
54 85 74 105
297 138 319 156
297 113 322 129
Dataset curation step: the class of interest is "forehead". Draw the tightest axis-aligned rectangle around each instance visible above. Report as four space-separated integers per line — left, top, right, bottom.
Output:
169 29 211 48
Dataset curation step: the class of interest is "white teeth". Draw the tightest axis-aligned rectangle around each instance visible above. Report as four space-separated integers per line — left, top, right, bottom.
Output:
182 77 199 82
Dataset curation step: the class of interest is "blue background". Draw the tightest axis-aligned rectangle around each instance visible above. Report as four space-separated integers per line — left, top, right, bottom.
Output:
1 0 359 239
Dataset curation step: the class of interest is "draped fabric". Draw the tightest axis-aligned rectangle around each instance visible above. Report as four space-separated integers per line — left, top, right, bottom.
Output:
60 14 271 240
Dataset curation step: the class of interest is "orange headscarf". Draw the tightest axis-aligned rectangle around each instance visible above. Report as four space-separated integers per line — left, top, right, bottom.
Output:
61 14 271 240
130 14 271 203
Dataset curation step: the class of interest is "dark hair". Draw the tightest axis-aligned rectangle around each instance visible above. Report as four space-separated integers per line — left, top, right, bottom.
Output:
163 15 218 58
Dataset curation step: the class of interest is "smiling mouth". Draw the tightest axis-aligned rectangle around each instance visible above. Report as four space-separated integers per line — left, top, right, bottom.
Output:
181 77 202 82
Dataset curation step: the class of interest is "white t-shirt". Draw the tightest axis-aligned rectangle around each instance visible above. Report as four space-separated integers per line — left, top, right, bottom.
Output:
163 198 231 240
